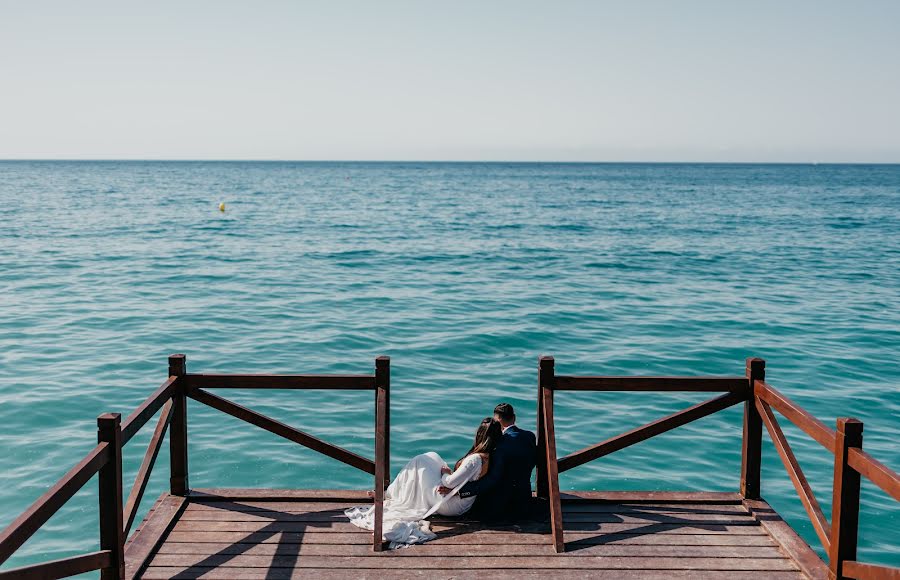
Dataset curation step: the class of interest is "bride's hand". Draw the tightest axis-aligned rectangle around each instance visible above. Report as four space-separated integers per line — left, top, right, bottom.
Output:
440 466 452 475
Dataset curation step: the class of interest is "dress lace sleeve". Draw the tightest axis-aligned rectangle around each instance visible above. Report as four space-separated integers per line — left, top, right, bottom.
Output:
441 454 482 489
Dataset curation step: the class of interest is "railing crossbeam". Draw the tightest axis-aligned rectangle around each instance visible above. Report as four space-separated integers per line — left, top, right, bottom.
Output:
557 390 744 473
0 443 109 564
756 398 831 553
0 549 112 580
124 399 173 538
189 388 376 474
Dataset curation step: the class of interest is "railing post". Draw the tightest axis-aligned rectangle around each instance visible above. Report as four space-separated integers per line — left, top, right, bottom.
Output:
377 355 390 489
741 357 765 499
168 354 189 496
373 356 390 552
97 413 124 580
829 417 863 579
539 356 565 553
536 356 550 498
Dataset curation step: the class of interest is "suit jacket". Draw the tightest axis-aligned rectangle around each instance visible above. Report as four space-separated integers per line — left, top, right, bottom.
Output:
458 425 537 520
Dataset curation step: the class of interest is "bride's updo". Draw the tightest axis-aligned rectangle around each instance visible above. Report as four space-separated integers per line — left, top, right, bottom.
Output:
455 418 502 470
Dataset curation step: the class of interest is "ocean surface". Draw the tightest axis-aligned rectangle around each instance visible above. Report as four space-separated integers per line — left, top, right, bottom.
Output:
0 161 898 571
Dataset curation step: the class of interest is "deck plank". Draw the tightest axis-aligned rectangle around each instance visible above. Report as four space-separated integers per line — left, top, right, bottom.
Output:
141 569 805 580
124 493 187 579
162 530 778 546
183 501 752 514
148 553 800 570
169 520 764 534
177 510 756 525
155 541 787 558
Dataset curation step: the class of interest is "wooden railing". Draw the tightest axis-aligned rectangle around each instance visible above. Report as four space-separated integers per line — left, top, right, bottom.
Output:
536 355 749 553
538 355 900 580
0 354 390 579
749 366 900 580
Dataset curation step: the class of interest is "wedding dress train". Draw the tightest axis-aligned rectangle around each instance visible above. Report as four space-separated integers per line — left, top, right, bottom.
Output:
345 451 483 548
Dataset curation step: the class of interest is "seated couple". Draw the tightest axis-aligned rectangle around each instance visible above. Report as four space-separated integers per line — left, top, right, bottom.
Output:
345 403 537 547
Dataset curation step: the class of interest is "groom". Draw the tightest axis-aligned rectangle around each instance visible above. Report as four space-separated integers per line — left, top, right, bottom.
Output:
446 403 537 521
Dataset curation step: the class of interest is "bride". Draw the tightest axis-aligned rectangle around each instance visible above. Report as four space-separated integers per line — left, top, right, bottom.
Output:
345 418 502 547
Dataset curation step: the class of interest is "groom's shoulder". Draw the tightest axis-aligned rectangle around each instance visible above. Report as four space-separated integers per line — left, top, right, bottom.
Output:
509 425 536 441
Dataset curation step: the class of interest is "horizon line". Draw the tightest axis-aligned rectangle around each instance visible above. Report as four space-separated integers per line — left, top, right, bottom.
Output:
2 158 900 165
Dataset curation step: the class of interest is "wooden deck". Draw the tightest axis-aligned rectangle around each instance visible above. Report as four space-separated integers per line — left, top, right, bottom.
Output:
125 489 828 579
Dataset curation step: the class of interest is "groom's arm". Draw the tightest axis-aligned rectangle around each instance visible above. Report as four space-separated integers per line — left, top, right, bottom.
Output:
458 450 506 498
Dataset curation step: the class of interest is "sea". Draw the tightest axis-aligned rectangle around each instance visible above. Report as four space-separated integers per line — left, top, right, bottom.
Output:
1 161 898 571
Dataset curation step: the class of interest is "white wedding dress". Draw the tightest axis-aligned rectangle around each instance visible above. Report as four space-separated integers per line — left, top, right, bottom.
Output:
345 451 483 548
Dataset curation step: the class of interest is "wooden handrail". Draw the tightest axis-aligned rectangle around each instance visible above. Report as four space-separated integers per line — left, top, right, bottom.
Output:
0 443 110 564
557 390 744 473
189 387 376 474
0 550 112 580
554 376 747 392
123 400 173 537
120 376 179 445
842 560 900 580
755 398 831 552
184 374 376 390
848 448 900 503
756 381 837 453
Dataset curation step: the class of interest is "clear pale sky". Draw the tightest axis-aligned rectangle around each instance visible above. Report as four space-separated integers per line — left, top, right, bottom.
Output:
2 1 899 162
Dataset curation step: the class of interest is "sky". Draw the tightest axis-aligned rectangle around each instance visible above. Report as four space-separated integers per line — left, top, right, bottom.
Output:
1 1 899 162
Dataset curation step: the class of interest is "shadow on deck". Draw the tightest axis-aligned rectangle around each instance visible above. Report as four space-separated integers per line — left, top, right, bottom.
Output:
125 489 825 580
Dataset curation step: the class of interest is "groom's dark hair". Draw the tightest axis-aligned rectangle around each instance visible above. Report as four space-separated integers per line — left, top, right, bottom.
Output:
494 403 515 422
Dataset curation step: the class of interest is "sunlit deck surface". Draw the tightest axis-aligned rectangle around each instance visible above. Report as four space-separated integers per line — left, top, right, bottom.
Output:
125 489 827 580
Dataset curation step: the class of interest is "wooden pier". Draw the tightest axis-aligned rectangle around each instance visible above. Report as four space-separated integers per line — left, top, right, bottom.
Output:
1 355 898 579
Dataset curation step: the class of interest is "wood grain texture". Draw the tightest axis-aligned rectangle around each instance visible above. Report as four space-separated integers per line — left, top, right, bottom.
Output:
756 398 831 553
147 553 801 570
744 499 829 580
140 569 806 580
848 448 900 502
540 360 565 553
182 501 751 514
124 399 173 537
124 494 188 580
741 358 765 499
97 413 125 580
154 542 787 558
162 530 777 546
168 520 767 534
121 376 178 445
185 374 375 390
121 493 819 580
188 489 372 501
843 560 900 580
756 381 836 453
0 550 112 580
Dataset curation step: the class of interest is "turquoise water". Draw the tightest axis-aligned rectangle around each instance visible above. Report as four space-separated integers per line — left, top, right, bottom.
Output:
1 161 898 571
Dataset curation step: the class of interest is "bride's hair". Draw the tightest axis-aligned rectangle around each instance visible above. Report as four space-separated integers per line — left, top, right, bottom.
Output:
455 418 502 470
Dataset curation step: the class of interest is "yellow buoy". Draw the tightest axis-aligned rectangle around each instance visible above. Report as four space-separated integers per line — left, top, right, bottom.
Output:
218 202 226 212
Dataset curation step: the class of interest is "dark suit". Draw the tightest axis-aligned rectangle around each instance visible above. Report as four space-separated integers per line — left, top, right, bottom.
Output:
458 425 537 521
